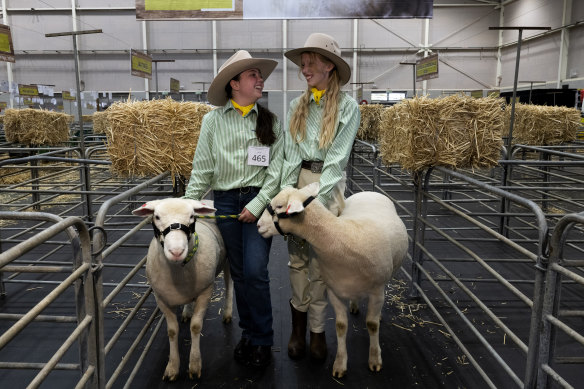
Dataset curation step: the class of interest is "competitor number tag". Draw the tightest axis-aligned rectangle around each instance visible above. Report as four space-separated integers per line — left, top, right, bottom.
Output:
247 146 270 166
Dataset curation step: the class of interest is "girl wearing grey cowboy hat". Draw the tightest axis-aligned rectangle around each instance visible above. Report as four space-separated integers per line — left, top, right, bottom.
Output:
184 50 283 369
280 33 360 361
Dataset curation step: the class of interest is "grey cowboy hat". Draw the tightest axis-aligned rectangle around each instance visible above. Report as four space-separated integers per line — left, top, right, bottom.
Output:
207 50 277 106
285 32 351 85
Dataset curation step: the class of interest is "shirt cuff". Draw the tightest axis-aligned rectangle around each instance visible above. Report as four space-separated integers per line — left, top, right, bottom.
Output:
245 197 266 218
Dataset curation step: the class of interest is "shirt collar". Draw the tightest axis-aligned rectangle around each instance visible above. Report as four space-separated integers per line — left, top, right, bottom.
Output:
309 92 325 106
223 99 258 117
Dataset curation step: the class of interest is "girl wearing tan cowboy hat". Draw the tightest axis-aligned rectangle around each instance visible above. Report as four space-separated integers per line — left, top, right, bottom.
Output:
184 50 283 368
280 33 360 361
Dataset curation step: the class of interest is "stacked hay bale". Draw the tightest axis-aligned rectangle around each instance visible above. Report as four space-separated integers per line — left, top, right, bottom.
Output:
104 98 214 181
92 111 109 134
379 95 505 171
505 103 581 145
357 104 385 142
4 108 73 145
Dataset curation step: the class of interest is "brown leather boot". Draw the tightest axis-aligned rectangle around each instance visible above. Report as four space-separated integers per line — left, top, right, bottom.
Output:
287 301 307 359
310 331 327 360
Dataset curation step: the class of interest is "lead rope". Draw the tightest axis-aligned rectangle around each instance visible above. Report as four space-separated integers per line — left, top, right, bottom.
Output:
196 214 240 219
182 232 199 266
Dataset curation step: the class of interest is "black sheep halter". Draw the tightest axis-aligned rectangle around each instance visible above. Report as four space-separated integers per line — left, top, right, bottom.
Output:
152 219 196 248
266 196 315 236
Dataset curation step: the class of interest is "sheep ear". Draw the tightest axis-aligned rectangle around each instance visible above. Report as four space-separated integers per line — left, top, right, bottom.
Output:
286 199 305 215
132 200 159 217
185 199 216 214
301 182 320 197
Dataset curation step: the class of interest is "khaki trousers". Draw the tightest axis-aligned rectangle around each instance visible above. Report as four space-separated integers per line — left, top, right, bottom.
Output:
288 168 345 333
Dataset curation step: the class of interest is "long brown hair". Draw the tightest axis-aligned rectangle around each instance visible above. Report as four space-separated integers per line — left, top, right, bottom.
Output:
225 75 276 146
288 52 341 149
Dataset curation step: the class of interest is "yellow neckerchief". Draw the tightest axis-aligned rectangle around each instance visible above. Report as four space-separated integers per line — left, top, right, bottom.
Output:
231 99 254 117
311 87 326 105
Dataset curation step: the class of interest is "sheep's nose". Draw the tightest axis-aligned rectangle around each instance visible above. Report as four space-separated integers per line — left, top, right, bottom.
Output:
169 248 184 258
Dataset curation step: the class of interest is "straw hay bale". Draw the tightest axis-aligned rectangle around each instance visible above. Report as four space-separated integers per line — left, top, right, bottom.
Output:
104 98 215 180
505 103 580 145
3 108 73 146
92 111 109 134
82 115 93 122
379 95 505 171
357 104 385 142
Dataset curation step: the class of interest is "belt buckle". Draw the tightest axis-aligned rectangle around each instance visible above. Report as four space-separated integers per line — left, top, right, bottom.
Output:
240 186 251 194
311 162 323 173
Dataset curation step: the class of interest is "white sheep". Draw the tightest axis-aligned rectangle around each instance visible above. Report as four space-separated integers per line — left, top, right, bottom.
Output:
257 183 408 377
133 198 233 381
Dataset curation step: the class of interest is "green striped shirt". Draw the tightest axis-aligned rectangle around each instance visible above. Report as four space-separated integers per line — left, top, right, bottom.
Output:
280 91 360 206
184 101 283 217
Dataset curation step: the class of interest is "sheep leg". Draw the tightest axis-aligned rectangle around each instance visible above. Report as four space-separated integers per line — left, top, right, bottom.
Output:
366 289 385 372
328 291 349 378
188 285 213 379
156 298 181 381
221 263 234 323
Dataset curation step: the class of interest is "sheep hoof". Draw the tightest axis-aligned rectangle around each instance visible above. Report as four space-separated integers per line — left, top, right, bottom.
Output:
332 369 346 379
332 360 347 378
222 314 232 324
188 369 202 380
162 368 178 382
369 362 383 372
189 359 202 379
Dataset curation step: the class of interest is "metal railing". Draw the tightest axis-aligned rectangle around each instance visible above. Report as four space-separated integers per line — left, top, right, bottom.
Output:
0 212 98 388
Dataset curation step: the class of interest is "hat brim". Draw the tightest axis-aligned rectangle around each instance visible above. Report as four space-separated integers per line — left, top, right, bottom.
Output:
207 58 277 106
285 47 351 86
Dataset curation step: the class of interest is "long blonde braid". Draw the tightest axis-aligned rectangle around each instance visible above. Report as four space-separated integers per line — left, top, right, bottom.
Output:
289 53 341 149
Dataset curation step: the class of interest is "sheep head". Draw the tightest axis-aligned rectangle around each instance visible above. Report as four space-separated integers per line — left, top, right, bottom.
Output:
133 198 216 263
257 182 319 238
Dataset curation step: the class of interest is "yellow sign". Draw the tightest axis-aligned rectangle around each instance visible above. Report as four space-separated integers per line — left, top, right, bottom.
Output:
170 78 180 93
145 0 232 10
470 90 483 99
131 49 152 79
416 54 439 81
0 32 10 52
19 84 39 96
0 102 7 108
0 24 14 63
23 98 34 105
62 91 76 100
132 55 151 73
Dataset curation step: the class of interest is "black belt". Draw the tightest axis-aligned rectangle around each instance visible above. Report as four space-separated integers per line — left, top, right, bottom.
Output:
301 160 324 173
217 186 261 194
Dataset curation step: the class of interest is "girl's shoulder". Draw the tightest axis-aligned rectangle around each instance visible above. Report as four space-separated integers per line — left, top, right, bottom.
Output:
338 91 358 106
338 91 359 112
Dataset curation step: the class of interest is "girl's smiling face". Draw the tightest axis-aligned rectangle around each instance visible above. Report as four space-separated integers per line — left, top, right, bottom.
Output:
231 68 264 105
300 52 334 90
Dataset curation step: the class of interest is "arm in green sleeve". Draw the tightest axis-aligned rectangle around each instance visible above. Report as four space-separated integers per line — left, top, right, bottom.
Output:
184 113 215 201
280 103 303 189
317 96 360 206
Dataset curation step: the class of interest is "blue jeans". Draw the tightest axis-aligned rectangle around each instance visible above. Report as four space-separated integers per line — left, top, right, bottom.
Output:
213 188 273 346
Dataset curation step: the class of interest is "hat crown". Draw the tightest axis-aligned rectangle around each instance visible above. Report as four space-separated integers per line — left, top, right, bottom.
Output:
303 33 341 57
219 50 253 73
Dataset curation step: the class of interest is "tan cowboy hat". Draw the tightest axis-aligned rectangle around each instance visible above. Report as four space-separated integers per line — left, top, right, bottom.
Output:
207 50 277 106
285 33 351 85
